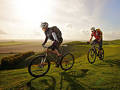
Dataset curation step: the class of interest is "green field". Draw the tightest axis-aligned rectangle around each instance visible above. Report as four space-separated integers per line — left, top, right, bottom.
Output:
0 41 27 46
0 40 120 90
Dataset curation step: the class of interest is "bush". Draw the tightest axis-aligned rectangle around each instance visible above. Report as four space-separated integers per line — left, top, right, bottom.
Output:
1 51 34 69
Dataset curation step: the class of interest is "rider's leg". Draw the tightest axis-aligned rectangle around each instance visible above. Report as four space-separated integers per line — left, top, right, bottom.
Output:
99 39 103 51
54 49 61 56
46 46 61 67
98 39 103 57
46 41 61 56
47 49 61 56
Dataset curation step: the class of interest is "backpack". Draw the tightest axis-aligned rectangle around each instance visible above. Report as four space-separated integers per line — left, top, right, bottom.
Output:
50 26 62 39
96 28 102 36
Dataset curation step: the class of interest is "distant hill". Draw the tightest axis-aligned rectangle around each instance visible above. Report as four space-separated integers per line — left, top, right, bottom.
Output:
103 39 120 45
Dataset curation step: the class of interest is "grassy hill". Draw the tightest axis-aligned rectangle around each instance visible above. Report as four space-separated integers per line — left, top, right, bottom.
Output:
0 40 120 89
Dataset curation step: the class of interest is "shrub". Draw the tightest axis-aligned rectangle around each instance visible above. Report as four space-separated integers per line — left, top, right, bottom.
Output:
1 51 34 69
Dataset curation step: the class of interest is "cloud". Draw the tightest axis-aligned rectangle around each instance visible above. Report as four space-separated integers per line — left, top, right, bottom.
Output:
48 0 109 40
65 23 72 29
0 29 7 39
0 29 7 34
103 31 120 40
0 0 119 40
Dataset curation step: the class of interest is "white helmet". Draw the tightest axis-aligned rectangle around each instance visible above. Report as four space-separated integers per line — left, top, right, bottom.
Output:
91 27 95 31
40 22 48 28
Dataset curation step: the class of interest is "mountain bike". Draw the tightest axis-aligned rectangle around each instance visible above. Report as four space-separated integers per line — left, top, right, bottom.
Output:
87 42 104 64
28 45 74 77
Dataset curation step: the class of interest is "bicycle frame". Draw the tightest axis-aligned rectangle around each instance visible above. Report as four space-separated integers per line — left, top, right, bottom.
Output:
28 43 75 77
40 45 67 64
40 53 48 64
91 43 99 55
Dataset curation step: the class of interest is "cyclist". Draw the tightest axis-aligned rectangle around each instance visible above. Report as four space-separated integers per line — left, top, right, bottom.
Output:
89 27 103 58
40 22 63 66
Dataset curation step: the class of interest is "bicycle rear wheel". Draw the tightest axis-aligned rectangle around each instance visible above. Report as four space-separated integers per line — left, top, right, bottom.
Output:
28 56 50 77
99 49 104 60
87 48 96 64
60 53 74 71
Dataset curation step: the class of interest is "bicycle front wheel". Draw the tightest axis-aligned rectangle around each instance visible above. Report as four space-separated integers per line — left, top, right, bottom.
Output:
60 53 74 71
28 56 50 77
87 48 96 64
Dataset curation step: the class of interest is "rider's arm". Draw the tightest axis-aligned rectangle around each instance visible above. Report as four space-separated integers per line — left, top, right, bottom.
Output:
98 31 102 42
89 34 93 42
52 32 59 42
99 34 102 39
42 36 48 45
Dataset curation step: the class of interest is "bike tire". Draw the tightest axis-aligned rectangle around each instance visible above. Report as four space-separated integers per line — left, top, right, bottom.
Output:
28 56 50 77
87 48 96 64
99 49 104 60
60 53 74 71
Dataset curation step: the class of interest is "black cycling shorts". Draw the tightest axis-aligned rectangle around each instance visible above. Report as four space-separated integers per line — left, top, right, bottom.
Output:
92 39 103 50
48 38 63 50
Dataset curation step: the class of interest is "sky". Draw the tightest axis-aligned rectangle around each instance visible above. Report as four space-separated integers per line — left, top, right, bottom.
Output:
0 0 120 40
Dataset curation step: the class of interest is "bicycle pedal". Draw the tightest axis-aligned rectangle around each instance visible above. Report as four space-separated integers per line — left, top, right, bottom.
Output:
99 57 103 60
55 64 59 68
97 53 100 56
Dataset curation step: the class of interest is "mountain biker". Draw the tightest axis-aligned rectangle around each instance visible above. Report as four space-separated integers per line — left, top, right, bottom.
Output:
40 22 63 66
89 27 103 56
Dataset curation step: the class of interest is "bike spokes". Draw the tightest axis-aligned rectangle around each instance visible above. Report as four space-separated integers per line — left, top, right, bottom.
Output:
99 49 104 60
90 50 95 58
88 49 96 64
28 56 50 77
61 53 74 71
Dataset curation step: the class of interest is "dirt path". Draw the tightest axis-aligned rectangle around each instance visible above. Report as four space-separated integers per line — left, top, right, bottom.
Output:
0 44 44 53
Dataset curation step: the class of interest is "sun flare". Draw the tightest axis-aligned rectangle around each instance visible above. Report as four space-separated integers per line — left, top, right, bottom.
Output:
15 0 53 23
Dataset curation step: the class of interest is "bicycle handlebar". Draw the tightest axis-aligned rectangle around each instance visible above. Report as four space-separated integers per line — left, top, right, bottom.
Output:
87 41 93 45
87 42 97 46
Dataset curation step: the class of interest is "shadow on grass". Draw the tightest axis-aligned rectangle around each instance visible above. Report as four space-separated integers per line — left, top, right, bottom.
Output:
24 69 90 90
60 69 90 90
104 59 120 67
92 55 119 67
27 75 56 90
92 60 113 67
99 55 120 67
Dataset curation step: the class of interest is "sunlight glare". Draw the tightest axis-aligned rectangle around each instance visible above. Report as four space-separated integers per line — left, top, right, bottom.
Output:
15 0 53 23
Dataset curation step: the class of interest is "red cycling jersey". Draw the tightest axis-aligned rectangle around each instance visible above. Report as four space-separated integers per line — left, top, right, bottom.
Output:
91 30 102 40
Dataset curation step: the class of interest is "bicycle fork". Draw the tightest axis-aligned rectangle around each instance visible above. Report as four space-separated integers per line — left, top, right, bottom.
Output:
41 53 47 64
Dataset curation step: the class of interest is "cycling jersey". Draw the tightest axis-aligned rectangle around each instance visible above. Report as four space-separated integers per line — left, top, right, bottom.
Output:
91 29 102 40
92 39 103 50
42 26 63 50
45 28 58 41
91 29 103 50
43 27 62 44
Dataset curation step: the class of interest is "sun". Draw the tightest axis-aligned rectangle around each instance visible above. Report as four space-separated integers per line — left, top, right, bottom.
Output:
15 0 53 23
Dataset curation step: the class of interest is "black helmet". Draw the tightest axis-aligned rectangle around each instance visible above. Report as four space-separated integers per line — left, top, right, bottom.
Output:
40 22 48 28
91 27 95 31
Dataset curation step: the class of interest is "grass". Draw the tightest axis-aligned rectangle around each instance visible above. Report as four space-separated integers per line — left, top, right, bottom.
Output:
0 41 27 46
0 40 120 89
0 40 53 47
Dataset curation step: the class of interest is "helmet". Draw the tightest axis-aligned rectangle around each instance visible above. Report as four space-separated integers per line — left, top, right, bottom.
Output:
40 22 48 28
91 27 95 31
